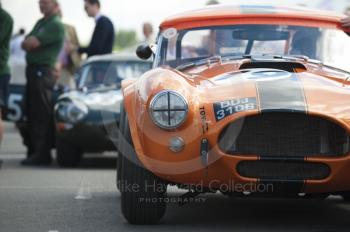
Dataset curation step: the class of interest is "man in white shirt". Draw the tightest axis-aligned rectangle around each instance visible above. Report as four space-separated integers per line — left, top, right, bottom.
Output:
10 28 26 60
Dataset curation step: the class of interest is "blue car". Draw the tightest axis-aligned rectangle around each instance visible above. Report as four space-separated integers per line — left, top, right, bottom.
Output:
54 53 151 167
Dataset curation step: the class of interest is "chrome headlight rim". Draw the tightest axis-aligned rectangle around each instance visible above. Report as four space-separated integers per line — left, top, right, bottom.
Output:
149 90 189 130
56 99 89 124
67 100 89 123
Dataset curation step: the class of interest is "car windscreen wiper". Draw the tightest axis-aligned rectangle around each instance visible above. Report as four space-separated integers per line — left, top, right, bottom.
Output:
259 54 322 63
271 54 310 62
261 54 350 75
176 54 250 71
176 55 222 71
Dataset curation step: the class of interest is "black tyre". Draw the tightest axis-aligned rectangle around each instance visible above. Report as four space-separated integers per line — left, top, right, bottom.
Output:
116 101 126 190
56 137 83 167
341 192 350 202
119 103 167 225
116 147 123 190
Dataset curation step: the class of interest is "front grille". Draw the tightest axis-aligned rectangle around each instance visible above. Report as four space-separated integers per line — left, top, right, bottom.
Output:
237 160 330 180
219 113 350 157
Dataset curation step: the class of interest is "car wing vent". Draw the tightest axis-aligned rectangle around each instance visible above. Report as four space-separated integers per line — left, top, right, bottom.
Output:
239 61 307 73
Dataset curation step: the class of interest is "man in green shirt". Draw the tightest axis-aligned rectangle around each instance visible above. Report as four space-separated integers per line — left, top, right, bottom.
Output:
0 2 13 146
21 0 64 166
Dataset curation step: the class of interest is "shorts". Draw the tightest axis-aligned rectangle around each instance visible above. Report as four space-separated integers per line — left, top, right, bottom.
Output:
0 74 10 108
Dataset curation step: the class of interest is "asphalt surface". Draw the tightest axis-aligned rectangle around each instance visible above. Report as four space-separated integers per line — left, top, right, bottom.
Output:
2 123 350 231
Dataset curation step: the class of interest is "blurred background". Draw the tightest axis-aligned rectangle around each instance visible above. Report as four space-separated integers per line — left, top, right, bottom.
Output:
3 0 350 51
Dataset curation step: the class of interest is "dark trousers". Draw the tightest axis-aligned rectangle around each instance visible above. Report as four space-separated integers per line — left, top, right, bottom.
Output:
0 74 10 108
25 65 55 159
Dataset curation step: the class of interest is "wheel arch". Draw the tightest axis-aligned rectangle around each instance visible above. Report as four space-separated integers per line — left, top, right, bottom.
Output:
120 68 197 172
121 81 147 166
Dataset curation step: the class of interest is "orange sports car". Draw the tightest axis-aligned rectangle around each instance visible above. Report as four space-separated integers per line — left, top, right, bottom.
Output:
117 5 350 224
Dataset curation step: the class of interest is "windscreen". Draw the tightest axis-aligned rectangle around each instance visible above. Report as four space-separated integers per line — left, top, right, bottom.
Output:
156 25 350 72
77 61 151 89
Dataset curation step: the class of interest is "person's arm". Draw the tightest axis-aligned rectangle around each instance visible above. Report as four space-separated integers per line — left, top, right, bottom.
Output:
72 27 80 48
0 16 12 43
0 15 13 68
22 36 41 52
23 21 64 52
0 25 7 44
65 26 79 53
68 27 82 68
78 45 89 54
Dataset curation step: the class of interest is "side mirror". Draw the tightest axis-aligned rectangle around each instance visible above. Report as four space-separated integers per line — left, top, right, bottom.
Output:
136 44 153 60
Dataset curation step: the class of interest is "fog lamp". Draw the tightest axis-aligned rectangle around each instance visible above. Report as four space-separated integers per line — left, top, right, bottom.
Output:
169 137 185 153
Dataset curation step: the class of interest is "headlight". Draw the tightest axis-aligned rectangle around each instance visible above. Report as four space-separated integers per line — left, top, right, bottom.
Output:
149 90 188 130
56 100 89 124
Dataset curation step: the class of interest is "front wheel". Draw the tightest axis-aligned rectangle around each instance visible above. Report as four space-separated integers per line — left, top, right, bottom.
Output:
341 192 350 202
56 137 83 167
118 102 167 224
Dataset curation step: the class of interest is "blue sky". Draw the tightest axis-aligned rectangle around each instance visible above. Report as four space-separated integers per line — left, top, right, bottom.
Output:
2 0 350 44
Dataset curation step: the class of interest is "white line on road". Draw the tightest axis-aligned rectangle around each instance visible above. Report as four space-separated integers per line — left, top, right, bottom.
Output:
75 181 93 200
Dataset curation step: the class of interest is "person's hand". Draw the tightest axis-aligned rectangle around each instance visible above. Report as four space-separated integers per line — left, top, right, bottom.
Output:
21 36 41 51
341 16 350 30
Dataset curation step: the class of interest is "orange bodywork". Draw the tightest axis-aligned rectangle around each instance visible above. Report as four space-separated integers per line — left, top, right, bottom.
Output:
122 6 350 194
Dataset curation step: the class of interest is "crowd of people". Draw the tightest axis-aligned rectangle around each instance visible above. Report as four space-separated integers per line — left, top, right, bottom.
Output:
0 0 118 166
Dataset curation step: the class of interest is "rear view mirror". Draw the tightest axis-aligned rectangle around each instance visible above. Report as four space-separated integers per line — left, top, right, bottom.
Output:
232 29 290 41
136 44 153 60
